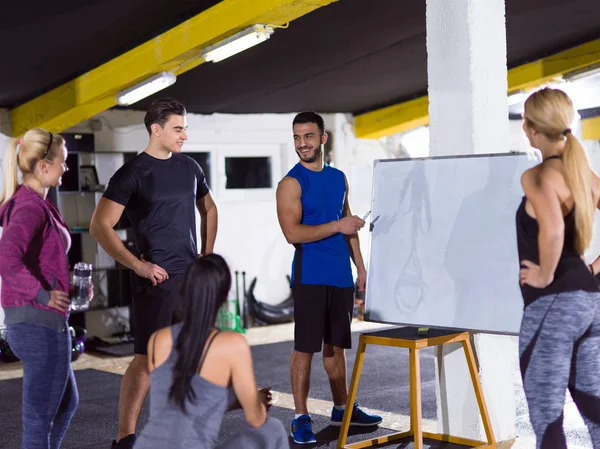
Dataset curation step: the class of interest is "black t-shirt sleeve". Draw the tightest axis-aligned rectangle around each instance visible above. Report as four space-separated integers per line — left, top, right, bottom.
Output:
103 164 137 206
189 157 210 199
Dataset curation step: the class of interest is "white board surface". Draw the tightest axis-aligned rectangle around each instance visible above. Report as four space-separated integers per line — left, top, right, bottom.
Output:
365 153 540 335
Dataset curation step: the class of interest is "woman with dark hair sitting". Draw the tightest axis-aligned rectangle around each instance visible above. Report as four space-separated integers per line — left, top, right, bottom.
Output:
134 253 289 449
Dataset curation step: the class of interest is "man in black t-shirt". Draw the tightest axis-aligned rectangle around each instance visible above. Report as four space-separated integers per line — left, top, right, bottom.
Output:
89 98 218 449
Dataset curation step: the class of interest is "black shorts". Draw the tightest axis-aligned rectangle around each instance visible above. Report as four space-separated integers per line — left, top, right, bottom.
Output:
130 273 184 355
292 284 355 353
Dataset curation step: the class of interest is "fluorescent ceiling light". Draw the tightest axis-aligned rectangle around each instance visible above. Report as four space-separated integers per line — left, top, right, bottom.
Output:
200 25 274 63
565 65 600 82
116 72 177 106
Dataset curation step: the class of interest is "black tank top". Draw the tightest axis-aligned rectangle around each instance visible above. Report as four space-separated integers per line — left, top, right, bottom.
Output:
515 197 598 307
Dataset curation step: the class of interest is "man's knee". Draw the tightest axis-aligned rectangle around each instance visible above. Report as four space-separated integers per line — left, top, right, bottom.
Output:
323 344 344 358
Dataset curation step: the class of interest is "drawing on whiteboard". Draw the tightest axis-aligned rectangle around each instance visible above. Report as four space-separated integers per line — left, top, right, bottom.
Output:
394 161 432 314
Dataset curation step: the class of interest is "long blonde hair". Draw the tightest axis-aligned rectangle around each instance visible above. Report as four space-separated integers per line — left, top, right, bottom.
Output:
524 87 593 254
0 128 65 205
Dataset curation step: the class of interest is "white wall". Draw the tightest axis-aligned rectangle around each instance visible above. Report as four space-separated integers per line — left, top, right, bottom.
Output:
584 139 600 153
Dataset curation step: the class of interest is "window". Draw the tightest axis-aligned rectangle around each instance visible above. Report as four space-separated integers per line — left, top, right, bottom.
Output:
225 156 272 189
181 144 281 202
59 153 81 192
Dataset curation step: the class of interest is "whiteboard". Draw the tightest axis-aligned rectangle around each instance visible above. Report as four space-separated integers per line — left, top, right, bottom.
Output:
364 153 540 335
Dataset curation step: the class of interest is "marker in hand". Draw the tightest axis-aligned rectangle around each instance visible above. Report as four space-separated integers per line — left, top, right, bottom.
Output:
362 211 371 221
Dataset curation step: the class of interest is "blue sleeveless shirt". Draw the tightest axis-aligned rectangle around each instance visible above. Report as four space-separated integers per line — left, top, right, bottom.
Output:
285 163 354 288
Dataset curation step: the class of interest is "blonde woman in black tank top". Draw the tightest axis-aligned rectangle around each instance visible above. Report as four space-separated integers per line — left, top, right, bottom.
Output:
516 87 600 448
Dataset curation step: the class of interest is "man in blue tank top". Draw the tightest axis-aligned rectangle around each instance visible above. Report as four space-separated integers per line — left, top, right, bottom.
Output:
276 112 382 444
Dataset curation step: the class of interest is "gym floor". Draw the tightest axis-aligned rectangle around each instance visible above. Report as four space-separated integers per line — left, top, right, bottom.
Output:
0 320 591 448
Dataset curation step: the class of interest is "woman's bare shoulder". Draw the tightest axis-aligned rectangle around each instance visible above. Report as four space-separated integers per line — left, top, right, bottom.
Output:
214 331 248 350
521 163 563 191
149 326 174 367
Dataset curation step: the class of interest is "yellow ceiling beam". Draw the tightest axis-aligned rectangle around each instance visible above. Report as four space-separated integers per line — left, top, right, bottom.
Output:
507 39 600 92
355 38 600 139
354 96 430 140
10 0 337 137
582 115 600 141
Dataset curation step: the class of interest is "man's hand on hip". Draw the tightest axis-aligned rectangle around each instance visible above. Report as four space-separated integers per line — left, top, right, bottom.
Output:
134 258 169 286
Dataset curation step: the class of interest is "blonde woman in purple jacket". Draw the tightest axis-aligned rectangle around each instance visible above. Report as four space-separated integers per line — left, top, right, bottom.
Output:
0 128 81 449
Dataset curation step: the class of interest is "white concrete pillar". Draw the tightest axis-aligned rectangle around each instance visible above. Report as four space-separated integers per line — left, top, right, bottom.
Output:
426 0 517 442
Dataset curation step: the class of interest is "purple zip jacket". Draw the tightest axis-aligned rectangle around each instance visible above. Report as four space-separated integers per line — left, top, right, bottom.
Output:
0 185 71 327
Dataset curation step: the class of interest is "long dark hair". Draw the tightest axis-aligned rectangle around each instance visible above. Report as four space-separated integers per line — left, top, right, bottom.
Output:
168 254 231 413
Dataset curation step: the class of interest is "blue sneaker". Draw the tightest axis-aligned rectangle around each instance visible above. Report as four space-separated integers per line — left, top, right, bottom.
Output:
330 402 383 427
291 414 317 444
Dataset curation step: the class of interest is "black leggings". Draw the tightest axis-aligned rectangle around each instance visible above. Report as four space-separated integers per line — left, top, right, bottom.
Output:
519 290 600 448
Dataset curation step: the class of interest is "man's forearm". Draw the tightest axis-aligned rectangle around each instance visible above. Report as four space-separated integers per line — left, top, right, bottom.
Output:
91 224 140 271
285 221 339 245
201 208 218 255
346 234 366 272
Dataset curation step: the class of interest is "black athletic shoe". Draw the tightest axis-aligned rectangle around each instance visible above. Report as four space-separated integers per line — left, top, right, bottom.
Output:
111 434 136 449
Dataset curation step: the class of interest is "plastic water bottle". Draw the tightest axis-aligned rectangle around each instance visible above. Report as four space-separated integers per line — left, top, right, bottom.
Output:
71 262 93 311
